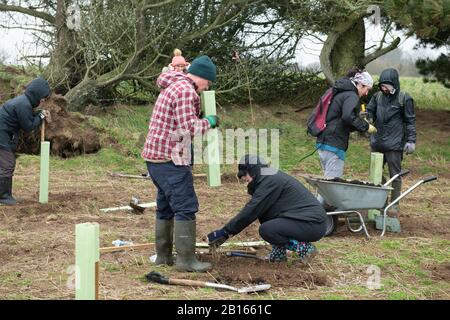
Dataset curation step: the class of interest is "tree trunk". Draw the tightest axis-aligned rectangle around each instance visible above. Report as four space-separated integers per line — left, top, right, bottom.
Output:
43 0 84 94
65 78 100 112
330 19 365 79
320 18 366 85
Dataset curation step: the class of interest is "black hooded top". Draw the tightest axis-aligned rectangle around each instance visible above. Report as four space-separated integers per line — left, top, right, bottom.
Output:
224 156 327 236
367 68 416 152
0 77 50 151
316 77 369 151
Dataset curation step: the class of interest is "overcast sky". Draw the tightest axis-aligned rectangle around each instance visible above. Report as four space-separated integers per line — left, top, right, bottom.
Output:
0 19 447 66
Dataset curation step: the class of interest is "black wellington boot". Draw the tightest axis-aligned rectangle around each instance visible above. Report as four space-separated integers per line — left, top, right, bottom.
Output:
0 177 17 205
174 220 211 272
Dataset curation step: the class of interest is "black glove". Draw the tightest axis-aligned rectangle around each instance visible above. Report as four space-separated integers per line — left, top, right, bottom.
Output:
207 228 229 248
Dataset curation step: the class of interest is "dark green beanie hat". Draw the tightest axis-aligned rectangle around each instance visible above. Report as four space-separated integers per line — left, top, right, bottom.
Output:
188 55 216 82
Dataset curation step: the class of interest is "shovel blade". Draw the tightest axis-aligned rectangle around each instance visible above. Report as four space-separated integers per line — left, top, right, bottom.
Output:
237 284 271 294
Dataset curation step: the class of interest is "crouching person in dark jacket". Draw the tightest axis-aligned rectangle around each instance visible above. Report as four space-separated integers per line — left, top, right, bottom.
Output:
0 77 51 205
208 155 328 263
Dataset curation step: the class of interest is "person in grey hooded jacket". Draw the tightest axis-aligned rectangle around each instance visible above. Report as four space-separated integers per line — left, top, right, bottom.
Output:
367 68 416 216
0 77 51 205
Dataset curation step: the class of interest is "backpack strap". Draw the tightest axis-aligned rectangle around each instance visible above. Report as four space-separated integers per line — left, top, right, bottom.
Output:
376 91 407 108
375 91 383 106
397 91 406 108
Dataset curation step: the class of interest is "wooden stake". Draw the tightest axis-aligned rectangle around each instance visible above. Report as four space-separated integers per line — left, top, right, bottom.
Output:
41 120 45 142
202 91 221 187
95 261 99 300
75 223 100 300
368 152 384 220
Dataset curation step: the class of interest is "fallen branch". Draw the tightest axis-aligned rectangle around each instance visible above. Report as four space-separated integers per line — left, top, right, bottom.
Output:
100 243 155 253
110 172 208 180
294 105 313 113
99 241 267 254
100 202 157 213
195 241 268 248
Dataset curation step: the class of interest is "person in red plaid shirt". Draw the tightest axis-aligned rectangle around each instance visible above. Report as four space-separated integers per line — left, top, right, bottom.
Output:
142 55 219 273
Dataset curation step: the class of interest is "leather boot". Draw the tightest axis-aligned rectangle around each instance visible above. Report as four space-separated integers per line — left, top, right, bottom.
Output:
174 220 211 272
0 177 17 205
155 219 174 266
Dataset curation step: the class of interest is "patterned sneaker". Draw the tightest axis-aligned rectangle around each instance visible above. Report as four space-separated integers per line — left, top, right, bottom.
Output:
287 240 318 264
263 245 287 262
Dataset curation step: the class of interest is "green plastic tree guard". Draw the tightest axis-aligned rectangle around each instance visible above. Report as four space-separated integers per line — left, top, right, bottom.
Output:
368 152 384 221
75 223 100 300
39 141 50 203
202 91 221 187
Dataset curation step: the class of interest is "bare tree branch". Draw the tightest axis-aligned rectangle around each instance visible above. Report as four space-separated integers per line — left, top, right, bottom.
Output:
0 3 55 24
363 37 401 65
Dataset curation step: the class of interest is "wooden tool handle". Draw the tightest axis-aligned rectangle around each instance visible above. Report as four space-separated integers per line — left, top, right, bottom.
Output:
41 120 45 142
168 279 207 287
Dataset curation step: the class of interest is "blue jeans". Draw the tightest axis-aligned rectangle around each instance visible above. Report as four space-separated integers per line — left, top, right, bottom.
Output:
147 162 198 221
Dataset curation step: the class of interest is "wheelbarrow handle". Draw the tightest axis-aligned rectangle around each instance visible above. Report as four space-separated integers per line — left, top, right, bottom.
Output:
398 170 410 178
383 170 410 187
423 176 437 184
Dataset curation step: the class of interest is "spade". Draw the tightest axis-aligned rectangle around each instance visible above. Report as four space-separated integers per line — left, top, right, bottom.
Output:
146 271 270 294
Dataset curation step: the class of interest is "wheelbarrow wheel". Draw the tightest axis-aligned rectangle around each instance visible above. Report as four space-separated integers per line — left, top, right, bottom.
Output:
324 215 338 237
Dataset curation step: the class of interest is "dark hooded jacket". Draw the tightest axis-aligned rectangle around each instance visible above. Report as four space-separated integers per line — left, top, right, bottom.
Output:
224 158 327 235
0 77 50 152
367 68 416 152
316 78 369 151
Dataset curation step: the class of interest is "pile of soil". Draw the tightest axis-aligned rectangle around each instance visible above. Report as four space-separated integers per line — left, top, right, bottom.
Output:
200 253 332 289
0 65 27 103
327 177 382 187
16 94 101 157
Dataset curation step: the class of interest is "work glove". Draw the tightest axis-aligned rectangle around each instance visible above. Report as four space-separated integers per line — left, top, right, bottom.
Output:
403 142 415 155
207 228 229 248
205 115 220 129
365 119 377 134
367 124 377 134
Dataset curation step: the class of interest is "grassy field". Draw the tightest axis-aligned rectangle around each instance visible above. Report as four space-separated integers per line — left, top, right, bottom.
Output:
1 89 449 300
390 77 448 111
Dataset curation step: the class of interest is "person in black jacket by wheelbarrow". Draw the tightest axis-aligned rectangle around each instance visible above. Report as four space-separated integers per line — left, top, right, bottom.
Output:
367 68 417 217
207 155 328 263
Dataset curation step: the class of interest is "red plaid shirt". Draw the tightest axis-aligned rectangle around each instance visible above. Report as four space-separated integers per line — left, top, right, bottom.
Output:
142 72 210 165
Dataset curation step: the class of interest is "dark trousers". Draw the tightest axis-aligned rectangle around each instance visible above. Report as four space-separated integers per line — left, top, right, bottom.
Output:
259 217 327 246
147 162 199 221
382 151 403 179
0 149 16 178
